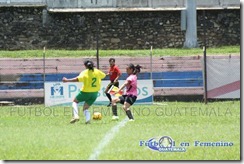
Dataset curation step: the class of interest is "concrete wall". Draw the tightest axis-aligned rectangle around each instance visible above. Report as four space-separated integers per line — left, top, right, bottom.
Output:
0 7 240 50
0 0 240 50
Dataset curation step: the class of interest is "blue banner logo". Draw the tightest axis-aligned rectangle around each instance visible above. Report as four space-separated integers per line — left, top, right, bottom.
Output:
140 136 186 152
50 83 64 98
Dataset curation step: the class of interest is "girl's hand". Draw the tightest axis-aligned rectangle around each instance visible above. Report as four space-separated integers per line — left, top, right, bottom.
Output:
62 77 68 83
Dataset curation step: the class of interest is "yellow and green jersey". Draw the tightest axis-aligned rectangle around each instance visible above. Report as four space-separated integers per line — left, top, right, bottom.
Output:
77 68 106 92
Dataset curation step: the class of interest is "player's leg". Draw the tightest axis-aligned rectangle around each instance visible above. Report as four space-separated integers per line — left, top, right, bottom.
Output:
111 95 124 120
83 92 98 124
104 82 113 107
70 91 88 124
123 95 137 121
83 102 91 124
70 97 80 123
123 102 134 121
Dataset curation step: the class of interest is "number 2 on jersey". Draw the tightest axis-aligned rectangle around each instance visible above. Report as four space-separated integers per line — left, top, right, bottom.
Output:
91 78 97 87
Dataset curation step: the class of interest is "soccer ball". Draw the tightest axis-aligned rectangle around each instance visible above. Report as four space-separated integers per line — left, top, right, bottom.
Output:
92 112 102 120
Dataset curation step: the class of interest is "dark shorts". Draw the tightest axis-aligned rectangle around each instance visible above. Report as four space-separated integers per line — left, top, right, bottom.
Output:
106 81 119 91
119 95 137 105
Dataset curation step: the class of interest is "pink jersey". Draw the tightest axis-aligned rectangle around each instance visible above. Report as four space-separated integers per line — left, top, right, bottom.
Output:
125 74 137 96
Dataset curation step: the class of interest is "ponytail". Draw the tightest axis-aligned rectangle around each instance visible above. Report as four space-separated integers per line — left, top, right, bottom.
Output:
84 59 94 71
133 64 142 75
128 63 142 75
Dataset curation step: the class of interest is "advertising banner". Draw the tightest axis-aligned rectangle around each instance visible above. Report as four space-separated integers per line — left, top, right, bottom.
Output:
44 80 154 106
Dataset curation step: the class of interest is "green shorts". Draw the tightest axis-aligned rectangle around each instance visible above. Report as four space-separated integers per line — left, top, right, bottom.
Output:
75 91 98 106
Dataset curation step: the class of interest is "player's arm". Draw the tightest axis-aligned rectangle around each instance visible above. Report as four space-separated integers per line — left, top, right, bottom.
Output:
114 73 121 82
62 77 79 83
114 67 121 82
106 68 110 76
117 80 130 92
99 70 106 79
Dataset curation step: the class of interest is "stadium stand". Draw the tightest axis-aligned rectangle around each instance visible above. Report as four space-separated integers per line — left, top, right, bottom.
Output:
0 56 204 102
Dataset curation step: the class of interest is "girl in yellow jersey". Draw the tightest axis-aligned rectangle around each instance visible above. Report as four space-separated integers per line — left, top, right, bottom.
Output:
62 59 106 124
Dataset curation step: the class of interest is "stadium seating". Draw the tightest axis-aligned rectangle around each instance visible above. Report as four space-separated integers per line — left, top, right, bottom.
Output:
0 57 204 99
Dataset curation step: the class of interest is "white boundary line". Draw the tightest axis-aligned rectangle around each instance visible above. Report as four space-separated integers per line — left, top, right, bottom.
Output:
88 118 128 160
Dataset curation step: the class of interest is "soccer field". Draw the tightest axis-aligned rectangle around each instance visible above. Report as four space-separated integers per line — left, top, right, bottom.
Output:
0 101 240 160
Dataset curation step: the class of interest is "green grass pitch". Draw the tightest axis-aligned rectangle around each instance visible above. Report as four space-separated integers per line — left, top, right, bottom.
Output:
0 101 240 160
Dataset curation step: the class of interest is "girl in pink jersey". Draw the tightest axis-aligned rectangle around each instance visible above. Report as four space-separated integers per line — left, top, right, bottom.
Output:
111 64 142 121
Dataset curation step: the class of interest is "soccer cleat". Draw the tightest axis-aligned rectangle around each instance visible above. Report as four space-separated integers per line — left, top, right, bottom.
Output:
85 120 91 124
112 115 119 121
70 117 80 124
128 119 135 122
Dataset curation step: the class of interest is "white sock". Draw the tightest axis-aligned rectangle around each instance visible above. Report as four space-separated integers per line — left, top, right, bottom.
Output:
72 102 79 118
83 109 90 122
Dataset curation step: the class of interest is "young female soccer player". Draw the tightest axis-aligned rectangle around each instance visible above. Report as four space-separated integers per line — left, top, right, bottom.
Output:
62 59 106 124
111 64 142 121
